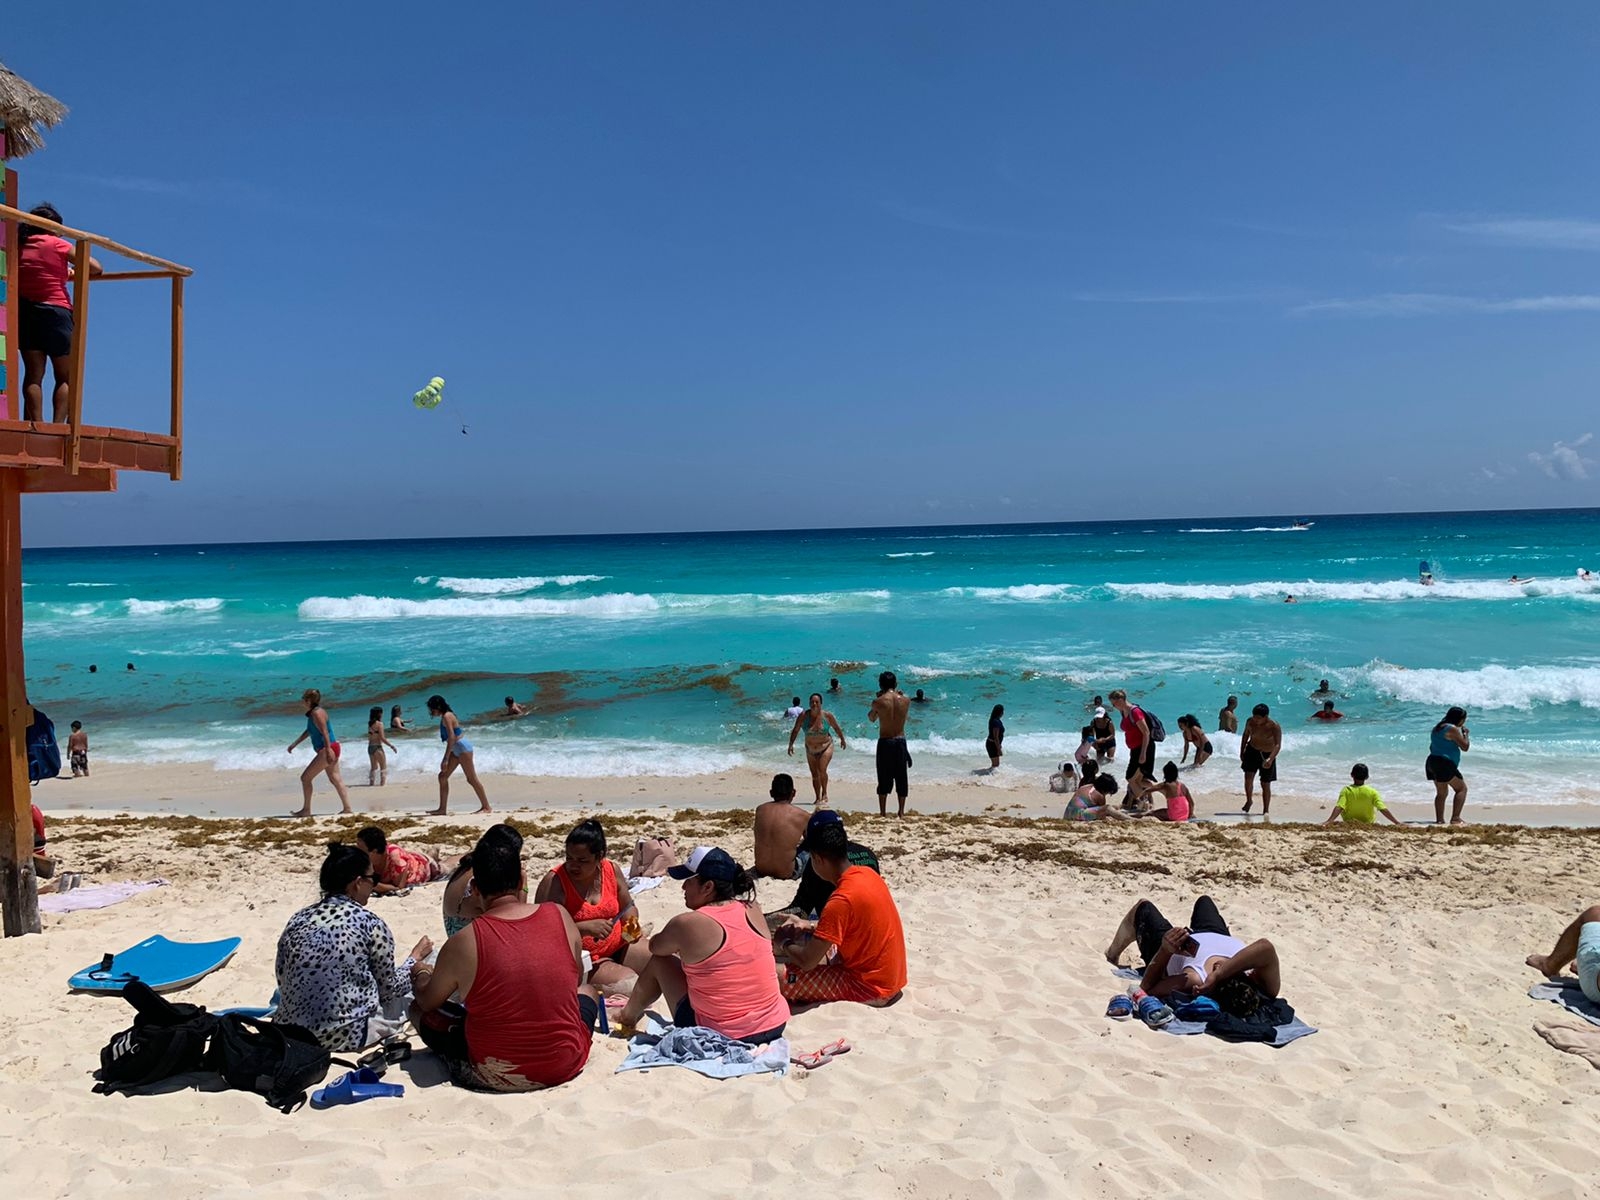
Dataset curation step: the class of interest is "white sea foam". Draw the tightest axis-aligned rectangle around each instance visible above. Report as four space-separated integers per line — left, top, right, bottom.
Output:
299 593 663 620
124 598 226 616
1365 662 1600 711
943 583 1079 602
431 574 608 595
37 602 101 618
885 552 936 558
67 582 115 588
1107 577 1600 602
1182 525 1309 534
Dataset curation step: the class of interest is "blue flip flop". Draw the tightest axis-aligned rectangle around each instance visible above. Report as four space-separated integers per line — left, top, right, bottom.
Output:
311 1067 404 1108
1105 994 1134 1019
1135 993 1175 1028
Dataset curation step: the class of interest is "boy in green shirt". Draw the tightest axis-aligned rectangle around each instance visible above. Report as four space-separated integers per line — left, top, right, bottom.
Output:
1326 763 1401 825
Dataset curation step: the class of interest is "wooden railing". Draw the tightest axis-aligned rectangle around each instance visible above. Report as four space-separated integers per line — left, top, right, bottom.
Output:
0 202 191 479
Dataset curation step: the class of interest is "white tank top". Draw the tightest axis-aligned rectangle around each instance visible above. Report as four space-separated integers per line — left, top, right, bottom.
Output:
1164 931 1245 984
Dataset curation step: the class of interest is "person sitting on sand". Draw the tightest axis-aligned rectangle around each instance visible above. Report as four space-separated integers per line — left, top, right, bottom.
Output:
390 704 411 731
1049 761 1077 794
1176 715 1211 767
410 834 597 1092
777 819 906 1007
358 825 445 894
615 847 790 1042
443 824 523 937
1140 762 1193 822
502 696 527 717
533 818 652 990
276 842 431 1051
1064 772 1126 821
1311 700 1343 722
786 809 881 915
31 803 56 881
1324 762 1399 826
754 773 812 879
287 688 352 818
1105 895 1281 1003
1526 904 1600 1005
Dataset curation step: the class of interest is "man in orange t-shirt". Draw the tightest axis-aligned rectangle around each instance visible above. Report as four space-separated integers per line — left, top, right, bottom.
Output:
777 817 906 1006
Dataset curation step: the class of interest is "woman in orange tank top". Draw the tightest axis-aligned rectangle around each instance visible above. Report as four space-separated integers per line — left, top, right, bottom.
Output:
533 818 652 990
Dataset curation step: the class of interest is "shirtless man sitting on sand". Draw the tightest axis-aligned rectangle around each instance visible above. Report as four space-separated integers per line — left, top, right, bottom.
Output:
869 670 912 817
1105 895 1282 1002
753 773 812 879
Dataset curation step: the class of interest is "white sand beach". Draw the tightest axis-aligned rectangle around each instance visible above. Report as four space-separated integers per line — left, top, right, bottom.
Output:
4 773 1600 1199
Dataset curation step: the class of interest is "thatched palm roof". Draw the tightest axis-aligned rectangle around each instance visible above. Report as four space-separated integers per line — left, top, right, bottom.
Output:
0 62 67 159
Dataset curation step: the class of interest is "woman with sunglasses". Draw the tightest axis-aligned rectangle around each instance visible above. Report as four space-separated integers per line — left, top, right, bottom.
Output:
275 842 432 1051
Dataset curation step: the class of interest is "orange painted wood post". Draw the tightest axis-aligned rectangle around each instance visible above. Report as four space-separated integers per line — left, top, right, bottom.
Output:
65 240 91 473
169 274 184 480
0 467 40 936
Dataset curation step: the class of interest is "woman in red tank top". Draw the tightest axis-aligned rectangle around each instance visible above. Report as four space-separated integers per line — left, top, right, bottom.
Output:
533 818 653 990
411 836 598 1091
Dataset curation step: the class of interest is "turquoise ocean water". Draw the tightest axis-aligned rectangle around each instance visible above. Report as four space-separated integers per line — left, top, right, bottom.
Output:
19 508 1600 809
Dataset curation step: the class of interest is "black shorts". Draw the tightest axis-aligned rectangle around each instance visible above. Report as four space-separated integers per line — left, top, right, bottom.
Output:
1425 754 1462 783
1200 741 1213 755
673 996 785 1044
20 300 73 358
1133 896 1231 965
1241 745 1277 783
985 739 1001 759
876 737 910 799
1125 742 1155 782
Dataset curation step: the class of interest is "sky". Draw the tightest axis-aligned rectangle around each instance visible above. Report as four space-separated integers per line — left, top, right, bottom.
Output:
10 2 1600 546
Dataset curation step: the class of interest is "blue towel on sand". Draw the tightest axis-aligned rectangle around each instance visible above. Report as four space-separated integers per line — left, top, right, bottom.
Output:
1109 968 1317 1046
616 1013 789 1079
1529 980 1600 1028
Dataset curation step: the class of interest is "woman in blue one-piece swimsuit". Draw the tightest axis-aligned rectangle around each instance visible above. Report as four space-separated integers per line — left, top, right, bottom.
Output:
425 694 492 816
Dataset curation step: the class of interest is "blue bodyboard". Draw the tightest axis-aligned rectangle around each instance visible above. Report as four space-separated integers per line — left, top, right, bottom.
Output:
69 934 241 994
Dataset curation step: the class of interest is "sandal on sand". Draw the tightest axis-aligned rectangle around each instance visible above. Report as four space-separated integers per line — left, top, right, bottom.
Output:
792 1038 853 1069
1105 994 1134 1020
1134 993 1174 1028
311 1067 404 1108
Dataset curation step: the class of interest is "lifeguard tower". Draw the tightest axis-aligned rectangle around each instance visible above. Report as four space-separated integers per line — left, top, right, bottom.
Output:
0 63 191 935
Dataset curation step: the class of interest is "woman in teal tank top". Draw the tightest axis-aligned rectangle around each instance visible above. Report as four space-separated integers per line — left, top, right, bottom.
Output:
287 688 352 818
1424 706 1470 825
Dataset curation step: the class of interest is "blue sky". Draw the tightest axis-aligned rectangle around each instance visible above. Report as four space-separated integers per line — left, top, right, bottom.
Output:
11 2 1600 545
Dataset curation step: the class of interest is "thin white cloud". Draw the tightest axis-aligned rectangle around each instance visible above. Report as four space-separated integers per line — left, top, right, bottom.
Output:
1070 289 1282 305
1528 433 1595 481
1293 293 1600 317
1443 217 1600 251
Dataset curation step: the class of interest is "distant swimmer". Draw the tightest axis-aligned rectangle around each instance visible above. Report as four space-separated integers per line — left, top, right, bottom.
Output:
502 696 527 717
1284 594 1298 604
1419 561 1434 586
1311 679 1333 698
1087 694 1105 712
912 689 929 704
828 677 841 694
1508 575 1532 584
1579 568 1595 581
1310 700 1343 722
784 696 805 720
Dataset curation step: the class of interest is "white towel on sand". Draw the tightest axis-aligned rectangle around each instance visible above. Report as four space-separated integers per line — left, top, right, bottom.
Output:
39 878 168 914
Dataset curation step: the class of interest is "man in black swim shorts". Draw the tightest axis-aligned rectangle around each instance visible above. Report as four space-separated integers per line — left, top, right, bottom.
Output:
1239 703 1282 815
869 670 912 817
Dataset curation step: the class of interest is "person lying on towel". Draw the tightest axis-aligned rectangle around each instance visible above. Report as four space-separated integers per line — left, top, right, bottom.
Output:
1104 895 1281 1003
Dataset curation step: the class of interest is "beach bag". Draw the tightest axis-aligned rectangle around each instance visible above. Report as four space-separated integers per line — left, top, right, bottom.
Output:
208 1013 345 1113
26 706 61 783
1135 707 1166 743
94 981 218 1094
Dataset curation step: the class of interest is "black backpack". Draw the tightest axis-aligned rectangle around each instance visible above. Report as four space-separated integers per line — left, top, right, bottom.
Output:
207 1014 345 1113
26 706 61 784
1136 706 1167 743
94 981 219 1095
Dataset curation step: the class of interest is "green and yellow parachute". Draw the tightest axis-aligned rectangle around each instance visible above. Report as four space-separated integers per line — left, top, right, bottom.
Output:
412 377 445 409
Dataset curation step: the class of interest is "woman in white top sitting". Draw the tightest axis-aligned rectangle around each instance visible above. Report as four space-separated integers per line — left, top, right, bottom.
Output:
1102 895 1281 1001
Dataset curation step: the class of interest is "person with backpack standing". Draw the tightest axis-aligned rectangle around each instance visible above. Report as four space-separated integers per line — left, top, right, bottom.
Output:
1108 690 1159 800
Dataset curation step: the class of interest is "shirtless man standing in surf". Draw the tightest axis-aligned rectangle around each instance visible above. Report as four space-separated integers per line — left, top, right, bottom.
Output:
1240 703 1283 816
869 670 912 817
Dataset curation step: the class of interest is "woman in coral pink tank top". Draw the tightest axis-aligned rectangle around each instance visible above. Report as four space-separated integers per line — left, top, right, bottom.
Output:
17 203 101 423
616 846 789 1044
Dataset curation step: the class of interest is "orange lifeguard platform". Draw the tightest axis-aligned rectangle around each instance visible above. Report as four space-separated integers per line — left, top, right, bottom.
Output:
1 64 191 934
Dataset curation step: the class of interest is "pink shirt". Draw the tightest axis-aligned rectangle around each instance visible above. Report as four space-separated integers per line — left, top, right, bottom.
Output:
679 902 790 1040
19 235 73 309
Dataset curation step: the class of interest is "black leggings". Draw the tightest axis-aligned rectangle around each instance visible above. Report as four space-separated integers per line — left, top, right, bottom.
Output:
1133 896 1230 964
